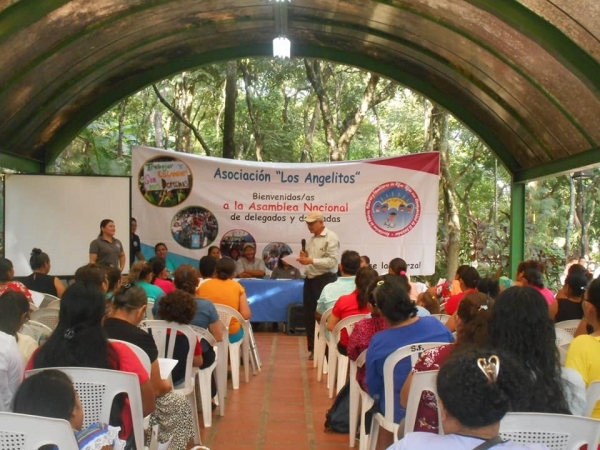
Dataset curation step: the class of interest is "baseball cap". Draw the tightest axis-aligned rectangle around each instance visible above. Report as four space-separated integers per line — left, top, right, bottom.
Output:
242 243 256 250
305 210 324 223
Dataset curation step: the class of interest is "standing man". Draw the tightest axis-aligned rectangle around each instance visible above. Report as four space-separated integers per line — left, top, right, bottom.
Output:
130 218 145 268
298 210 340 360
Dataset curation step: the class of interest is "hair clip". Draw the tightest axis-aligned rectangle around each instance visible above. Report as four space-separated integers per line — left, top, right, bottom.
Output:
399 271 406 276
477 355 500 383
63 328 75 340
377 280 385 286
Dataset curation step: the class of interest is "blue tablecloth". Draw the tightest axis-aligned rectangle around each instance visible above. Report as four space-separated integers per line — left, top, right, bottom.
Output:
239 279 304 322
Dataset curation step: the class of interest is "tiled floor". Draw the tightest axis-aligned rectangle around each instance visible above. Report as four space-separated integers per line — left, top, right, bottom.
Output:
199 332 349 450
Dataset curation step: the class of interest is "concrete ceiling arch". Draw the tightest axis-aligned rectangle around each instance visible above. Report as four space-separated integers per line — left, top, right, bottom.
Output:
1 0 600 180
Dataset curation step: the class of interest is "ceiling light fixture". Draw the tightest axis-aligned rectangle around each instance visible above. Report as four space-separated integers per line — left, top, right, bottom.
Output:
271 0 291 58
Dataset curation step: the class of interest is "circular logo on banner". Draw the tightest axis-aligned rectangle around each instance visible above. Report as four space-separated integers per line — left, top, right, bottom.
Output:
138 156 193 207
365 181 421 237
171 206 218 249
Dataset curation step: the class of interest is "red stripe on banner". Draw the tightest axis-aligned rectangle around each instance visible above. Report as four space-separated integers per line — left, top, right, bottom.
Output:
365 152 440 175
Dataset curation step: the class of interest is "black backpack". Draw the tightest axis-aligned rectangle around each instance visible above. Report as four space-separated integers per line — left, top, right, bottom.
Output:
324 381 350 433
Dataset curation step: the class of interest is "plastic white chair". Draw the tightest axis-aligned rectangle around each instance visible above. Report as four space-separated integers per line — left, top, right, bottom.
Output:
499 412 600 450
29 308 60 330
329 314 364 398
39 293 60 308
555 319 581 336
0 412 79 449
585 380 600 417
190 325 219 427
349 349 374 450
46 299 61 309
557 346 568 366
316 308 333 383
29 290 45 308
109 339 151 376
26 367 145 450
431 314 451 324
20 320 53 345
140 320 202 444
146 299 155 320
555 327 574 347
369 342 448 450
214 304 251 390
403 370 444 435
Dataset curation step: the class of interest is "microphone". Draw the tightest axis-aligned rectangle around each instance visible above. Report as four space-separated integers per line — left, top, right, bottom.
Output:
301 239 306 253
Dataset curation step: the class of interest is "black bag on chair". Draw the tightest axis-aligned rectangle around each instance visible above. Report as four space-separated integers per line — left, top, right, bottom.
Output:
324 381 350 433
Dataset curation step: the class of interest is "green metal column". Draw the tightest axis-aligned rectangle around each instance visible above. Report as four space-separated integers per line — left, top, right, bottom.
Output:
509 181 526 278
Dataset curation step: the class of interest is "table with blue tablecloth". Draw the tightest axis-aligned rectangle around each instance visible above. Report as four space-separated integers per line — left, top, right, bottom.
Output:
238 279 304 322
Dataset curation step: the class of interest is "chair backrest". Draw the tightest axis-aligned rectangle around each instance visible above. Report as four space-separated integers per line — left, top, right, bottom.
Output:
431 314 451 324
190 325 217 348
109 339 151 376
46 299 61 309
557 346 568 366
39 293 60 309
319 307 334 337
331 314 365 345
214 303 247 330
555 319 581 336
585 380 600 417
499 412 600 450
0 412 79 449
26 367 144 450
381 342 448 424
146 299 155 320
29 308 60 330
554 327 574 347
140 319 197 388
29 290 45 308
403 370 443 435
20 320 53 345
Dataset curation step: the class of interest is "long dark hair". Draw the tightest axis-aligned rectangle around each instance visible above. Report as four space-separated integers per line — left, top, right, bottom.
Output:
370 274 417 324
487 286 570 414
355 267 378 309
0 257 14 282
33 282 119 370
0 291 29 335
13 369 76 421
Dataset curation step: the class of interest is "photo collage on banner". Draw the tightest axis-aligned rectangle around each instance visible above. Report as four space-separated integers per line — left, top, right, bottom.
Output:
132 146 440 275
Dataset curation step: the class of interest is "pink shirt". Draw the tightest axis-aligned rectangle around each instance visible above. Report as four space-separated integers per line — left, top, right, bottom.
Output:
153 277 175 294
536 286 555 306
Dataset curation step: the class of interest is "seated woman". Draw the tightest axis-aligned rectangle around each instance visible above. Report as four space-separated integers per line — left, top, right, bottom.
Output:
489 286 585 416
196 257 251 344
104 284 195 450
270 251 302 280
207 245 221 259
549 270 587 322
156 290 203 387
129 261 165 303
154 243 176 276
566 277 600 418
365 275 453 448
514 260 555 305
327 266 378 355
400 292 493 433
0 257 33 303
13 369 123 450
360 255 371 268
25 282 155 448
149 257 176 294
390 348 546 450
0 291 37 363
388 258 419 301
445 278 498 333
22 248 65 298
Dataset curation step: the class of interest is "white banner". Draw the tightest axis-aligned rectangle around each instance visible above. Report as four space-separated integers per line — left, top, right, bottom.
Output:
132 146 440 275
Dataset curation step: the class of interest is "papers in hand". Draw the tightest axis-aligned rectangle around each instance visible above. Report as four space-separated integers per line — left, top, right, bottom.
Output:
281 253 306 276
158 358 178 379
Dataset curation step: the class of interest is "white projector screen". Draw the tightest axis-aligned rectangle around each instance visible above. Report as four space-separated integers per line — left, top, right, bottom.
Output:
5 175 131 277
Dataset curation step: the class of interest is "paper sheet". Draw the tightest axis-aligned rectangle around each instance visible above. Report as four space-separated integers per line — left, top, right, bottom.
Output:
281 253 306 276
158 358 178 379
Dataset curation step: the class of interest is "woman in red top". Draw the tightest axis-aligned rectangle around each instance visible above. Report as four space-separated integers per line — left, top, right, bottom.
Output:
26 282 155 449
399 292 493 433
328 267 378 355
0 257 33 303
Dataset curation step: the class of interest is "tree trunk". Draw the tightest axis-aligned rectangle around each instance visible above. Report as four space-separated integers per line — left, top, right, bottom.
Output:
300 99 320 163
240 61 264 162
565 175 575 259
424 101 459 279
116 98 129 158
222 61 237 159
153 108 163 148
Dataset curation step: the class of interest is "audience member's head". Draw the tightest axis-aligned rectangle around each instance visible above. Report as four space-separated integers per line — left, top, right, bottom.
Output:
74 264 108 292
416 291 440 315
455 264 471 280
584 277 600 326
340 250 361 276
516 260 545 283
105 266 122 293
355 266 379 309
154 243 168 260
199 256 217 279
521 267 545 288
564 271 588 299
29 248 51 273
388 258 408 276
33 282 115 370
0 290 30 336
110 284 148 320
158 290 197 325
360 255 371 268
207 246 221 259
476 278 499 300
370 274 417 325
215 257 236 280
437 348 531 433
173 264 200 294
488 286 570 414
149 257 167 280
129 261 153 283
455 292 493 347
0 257 14 282
13 369 83 430
459 267 480 290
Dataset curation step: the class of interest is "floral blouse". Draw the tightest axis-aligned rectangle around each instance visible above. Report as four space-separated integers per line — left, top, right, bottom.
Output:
347 315 389 390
